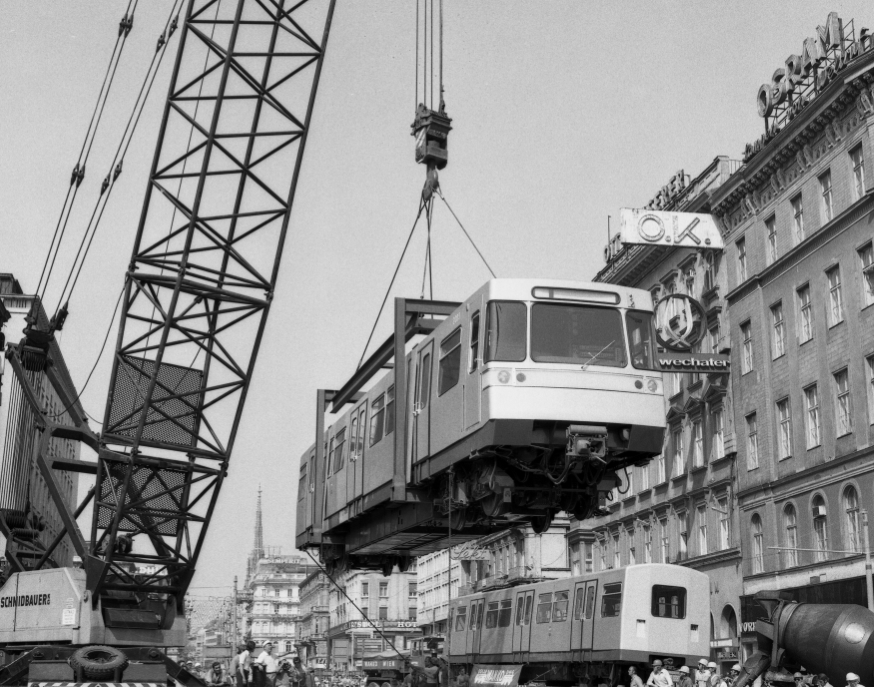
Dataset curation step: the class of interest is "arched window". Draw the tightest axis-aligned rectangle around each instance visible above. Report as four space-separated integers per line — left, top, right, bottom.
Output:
844 486 861 552
783 504 798 568
751 515 764 574
813 495 828 562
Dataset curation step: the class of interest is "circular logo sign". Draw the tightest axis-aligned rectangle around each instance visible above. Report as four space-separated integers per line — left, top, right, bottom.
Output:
654 294 707 352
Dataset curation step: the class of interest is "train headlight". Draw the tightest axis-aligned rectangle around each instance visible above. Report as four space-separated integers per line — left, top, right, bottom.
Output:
646 379 659 393
497 369 511 384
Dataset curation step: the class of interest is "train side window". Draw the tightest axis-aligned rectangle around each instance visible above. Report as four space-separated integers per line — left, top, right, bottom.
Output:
327 437 335 476
469 312 480 372
523 595 533 625
485 601 499 629
651 585 687 619
385 386 395 435
535 593 553 623
485 301 527 362
334 428 346 470
498 599 513 627
552 591 569 622
438 329 462 396
584 586 596 619
601 583 622 617
470 602 482 630
370 394 385 446
573 588 584 620
455 606 467 631
626 310 658 371
515 598 525 625
418 354 432 408
298 463 307 501
350 416 359 460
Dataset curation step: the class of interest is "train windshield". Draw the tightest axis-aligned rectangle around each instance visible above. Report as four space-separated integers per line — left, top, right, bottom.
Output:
531 304 627 367
626 310 658 371
486 301 527 362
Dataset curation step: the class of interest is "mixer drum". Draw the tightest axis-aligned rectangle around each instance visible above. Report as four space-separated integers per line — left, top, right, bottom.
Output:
779 603 874 682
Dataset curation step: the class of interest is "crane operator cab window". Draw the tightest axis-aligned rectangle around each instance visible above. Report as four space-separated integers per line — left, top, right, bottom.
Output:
486 301 527 362
626 310 658 371
651 585 686 619
601 583 622 617
532 304 627 368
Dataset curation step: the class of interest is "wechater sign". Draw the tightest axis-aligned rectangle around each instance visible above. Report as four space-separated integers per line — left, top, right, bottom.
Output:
653 294 730 374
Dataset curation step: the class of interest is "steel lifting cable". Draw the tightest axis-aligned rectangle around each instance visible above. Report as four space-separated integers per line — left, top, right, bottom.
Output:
436 189 496 278
304 550 407 662
38 0 139 302
419 199 434 300
54 0 184 318
356 198 428 370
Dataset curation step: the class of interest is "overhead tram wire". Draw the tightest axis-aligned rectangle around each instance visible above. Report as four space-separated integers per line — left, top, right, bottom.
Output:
37 0 139 302
304 550 407 662
53 0 184 318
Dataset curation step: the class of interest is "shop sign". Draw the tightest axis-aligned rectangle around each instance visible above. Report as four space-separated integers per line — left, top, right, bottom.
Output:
450 541 490 561
471 665 522 687
710 638 737 648
751 12 874 150
618 209 724 251
341 619 420 632
717 648 739 660
645 170 688 211
653 294 730 373
361 659 402 670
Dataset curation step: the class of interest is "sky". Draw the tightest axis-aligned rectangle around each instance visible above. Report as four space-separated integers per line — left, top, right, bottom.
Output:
2 1 872 597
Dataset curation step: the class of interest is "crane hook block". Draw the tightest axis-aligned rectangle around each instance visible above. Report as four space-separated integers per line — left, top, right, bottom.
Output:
411 103 452 170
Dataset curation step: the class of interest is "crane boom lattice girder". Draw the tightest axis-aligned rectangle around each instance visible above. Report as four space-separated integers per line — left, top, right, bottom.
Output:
91 0 336 603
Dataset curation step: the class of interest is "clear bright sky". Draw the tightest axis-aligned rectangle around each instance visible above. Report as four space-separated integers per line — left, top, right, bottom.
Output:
1 1 871 596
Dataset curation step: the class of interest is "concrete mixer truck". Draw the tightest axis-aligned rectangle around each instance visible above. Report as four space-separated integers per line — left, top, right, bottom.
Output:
737 591 874 687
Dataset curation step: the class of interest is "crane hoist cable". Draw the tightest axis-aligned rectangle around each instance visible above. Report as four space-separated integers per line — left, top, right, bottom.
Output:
37 0 139 303
52 0 184 321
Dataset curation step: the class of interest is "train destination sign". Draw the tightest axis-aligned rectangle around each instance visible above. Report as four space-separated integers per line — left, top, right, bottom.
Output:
618 209 724 250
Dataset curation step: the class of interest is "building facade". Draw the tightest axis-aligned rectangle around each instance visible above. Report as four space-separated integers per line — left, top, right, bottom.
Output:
327 566 420 671
575 156 745 670
0 275 83 570
710 13 874 663
297 570 331 669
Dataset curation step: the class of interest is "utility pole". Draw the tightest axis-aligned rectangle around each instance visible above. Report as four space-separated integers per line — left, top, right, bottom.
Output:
232 576 239 650
863 510 873 612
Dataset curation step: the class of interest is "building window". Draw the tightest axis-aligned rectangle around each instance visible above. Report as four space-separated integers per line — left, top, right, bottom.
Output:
408 582 418 599
612 533 620 569
860 243 874 308
844 486 861 552
655 453 666 483
784 504 798 568
584 542 593 573
751 515 764 574
813 495 828 562
771 302 785 358
792 193 804 244
777 398 792 459
867 355 874 425
737 238 747 282
599 542 606 571
766 215 778 265
672 427 684 477
638 463 649 492
805 384 821 448
746 413 758 470
409 606 417 621
797 285 813 343
692 420 703 468
697 504 708 556
834 369 852 437
712 408 725 460
628 543 636 567
644 525 652 563
820 170 833 222
849 143 866 199
709 323 721 354
741 322 753 373
678 512 688 560
659 519 669 563
379 582 388 597
718 497 730 550
826 266 844 327
378 606 388 620
704 252 719 292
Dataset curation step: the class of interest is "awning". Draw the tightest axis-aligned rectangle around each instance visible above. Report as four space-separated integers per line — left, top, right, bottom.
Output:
470 664 523 687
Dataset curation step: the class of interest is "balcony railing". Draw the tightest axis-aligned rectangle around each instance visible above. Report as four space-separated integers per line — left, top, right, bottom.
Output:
507 565 535 582
743 544 861 577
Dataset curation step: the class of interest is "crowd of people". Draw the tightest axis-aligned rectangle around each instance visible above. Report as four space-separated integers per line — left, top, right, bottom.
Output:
180 641 316 687
630 658 860 687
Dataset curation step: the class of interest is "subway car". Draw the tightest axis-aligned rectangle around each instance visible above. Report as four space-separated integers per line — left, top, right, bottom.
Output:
448 564 711 685
296 279 666 572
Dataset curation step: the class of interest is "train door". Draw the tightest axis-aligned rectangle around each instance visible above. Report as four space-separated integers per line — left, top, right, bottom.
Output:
352 403 367 501
570 580 587 651
346 404 365 505
512 588 534 659
412 342 433 463
466 598 484 656
463 304 482 430
580 579 598 653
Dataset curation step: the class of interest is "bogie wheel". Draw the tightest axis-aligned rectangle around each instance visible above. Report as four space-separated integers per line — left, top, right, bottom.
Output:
69 645 129 681
530 510 554 534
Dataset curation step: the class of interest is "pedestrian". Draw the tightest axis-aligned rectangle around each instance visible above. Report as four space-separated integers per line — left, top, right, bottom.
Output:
794 674 806 687
241 641 258 686
695 660 711 687
231 646 247 687
254 641 279 687
208 662 231 687
195 664 206 681
646 660 673 687
708 663 720 687
724 664 741 687
678 667 694 687
846 674 865 687
456 667 469 687
292 657 316 687
818 675 835 687
629 667 645 687
411 658 440 687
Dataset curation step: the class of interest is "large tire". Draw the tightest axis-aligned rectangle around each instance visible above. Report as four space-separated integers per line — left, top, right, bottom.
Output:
69 645 129 681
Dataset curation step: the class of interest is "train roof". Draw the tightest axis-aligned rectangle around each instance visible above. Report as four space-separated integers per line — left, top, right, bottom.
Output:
469 278 653 309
